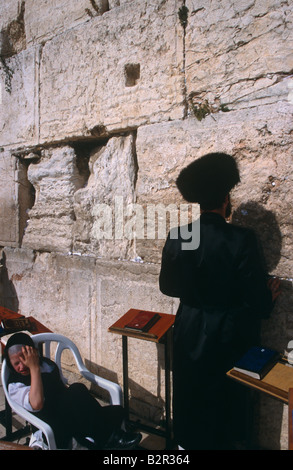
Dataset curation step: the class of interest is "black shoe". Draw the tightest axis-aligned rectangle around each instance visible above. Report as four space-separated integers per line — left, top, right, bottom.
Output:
105 429 142 450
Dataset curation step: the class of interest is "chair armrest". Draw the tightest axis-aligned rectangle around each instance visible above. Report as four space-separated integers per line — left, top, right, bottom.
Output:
81 369 123 406
12 404 57 449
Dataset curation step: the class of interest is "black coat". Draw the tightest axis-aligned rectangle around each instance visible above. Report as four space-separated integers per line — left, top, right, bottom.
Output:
8 357 124 449
159 212 274 449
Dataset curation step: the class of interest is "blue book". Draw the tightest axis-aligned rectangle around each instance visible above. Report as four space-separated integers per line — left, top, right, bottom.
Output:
233 346 280 380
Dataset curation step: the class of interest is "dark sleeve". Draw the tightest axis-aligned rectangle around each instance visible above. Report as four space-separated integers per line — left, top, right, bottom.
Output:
159 232 181 298
236 230 273 317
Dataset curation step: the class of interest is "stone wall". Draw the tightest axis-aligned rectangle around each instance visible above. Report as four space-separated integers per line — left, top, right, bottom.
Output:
0 0 292 449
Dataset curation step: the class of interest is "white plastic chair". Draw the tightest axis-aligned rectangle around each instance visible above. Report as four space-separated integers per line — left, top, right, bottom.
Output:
1 332 122 449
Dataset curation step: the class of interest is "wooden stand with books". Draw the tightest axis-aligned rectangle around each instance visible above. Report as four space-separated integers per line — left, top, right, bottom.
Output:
0 307 51 351
227 360 293 404
108 308 175 449
108 308 175 342
227 355 293 449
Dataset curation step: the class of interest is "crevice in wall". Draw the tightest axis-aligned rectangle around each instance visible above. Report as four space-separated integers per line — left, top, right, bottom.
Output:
187 93 230 121
85 0 110 18
131 129 139 195
73 142 93 184
11 125 139 158
178 2 189 119
0 1 26 93
187 69 293 120
36 44 45 145
0 1 26 58
124 63 140 87
16 156 37 245
0 57 13 93
71 129 139 196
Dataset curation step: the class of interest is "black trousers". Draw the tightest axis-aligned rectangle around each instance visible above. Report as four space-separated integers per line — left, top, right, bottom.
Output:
36 383 125 449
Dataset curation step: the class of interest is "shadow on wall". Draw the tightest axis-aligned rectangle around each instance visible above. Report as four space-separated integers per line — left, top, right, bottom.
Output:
0 251 19 312
231 200 282 273
232 201 292 450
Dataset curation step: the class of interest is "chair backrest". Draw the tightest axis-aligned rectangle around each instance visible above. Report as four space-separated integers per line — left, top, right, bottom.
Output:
31 333 87 385
31 333 122 406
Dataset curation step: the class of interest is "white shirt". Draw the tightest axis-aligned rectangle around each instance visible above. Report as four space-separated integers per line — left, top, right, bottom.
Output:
8 361 54 412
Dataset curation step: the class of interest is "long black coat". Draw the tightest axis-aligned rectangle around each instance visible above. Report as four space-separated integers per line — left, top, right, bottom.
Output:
159 212 274 449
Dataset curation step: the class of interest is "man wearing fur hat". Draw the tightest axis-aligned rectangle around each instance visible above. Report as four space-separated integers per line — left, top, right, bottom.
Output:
159 152 280 450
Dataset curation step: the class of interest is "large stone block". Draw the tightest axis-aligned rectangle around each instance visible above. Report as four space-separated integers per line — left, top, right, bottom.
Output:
73 134 137 259
185 0 293 116
22 146 87 252
24 0 109 46
3 247 97 363
39 0 184 142
0 151 34 246
0 151 18 245
0 47 39 147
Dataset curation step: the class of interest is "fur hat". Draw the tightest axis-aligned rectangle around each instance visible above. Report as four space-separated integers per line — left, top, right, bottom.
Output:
176 152 240 209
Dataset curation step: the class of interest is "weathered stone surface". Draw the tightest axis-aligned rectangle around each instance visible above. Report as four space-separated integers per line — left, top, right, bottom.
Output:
108 0 132 8
3 247 96 362
0 47 38 147
0 0 23 30
185 0 293 116
22 146 87 252
39 0 184 142
0 0 26 57
24 0 109 46
73 134 137 259
0 151 18 245
0 246 35 312
136 102 293 270
0 151 33 246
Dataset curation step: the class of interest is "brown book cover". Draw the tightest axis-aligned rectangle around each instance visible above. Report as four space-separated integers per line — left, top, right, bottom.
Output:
125 311 160 332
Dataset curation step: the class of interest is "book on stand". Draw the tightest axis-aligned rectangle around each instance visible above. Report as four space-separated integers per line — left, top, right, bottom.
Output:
124 311 161 333
233 346 280 380
0 317 35 337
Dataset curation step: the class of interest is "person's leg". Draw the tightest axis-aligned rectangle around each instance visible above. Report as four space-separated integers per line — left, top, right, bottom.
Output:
59 383 121 446
60 383 142 449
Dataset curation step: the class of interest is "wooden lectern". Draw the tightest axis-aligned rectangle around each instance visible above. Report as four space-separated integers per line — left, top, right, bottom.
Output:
109 308 175 449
